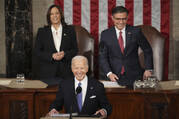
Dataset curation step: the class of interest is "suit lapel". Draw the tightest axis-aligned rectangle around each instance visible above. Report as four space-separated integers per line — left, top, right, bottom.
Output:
71 79 80 113
47 27 58 52
81 79 94 112
124 25 132 54
111 27 123 54
60 26 67 51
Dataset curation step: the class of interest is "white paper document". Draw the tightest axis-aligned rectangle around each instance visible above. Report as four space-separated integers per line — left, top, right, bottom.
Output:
175 81 179 86
100 80 125 88
158 80 179 90
51 113 78 117
0 80 12 86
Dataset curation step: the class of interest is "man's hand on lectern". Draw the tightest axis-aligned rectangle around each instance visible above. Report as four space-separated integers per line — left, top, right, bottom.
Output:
95 109 107 118
47 108 59 116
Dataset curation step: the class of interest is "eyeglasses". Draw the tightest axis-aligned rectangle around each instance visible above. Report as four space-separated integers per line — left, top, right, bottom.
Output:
113 17 127 21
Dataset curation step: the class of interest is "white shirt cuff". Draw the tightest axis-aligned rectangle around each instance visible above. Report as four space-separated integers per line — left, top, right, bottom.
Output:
107 72 112 77
102 108 107 116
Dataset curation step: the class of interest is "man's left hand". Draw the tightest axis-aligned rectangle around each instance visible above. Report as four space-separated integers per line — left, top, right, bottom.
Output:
95 109 107 118
143 70 152 80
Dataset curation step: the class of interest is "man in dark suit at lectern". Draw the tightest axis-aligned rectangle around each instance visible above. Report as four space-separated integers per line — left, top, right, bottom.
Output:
48 55 112 118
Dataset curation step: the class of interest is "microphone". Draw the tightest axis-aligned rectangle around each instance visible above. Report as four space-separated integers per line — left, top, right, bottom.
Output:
76 86 82 94
69 86 82 119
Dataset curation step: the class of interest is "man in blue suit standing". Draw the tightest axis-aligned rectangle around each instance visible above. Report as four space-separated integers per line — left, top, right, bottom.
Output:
99 6 153 87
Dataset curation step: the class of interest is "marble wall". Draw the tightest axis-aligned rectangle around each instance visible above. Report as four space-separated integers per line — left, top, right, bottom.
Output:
5 0 32 78
172 0 179 80
0 0 6 77
32 0 54 46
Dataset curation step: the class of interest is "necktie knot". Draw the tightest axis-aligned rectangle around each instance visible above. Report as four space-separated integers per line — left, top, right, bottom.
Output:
120 31 122 35
78 82 81 87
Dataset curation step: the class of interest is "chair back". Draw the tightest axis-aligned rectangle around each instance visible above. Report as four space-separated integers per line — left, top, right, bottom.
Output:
137 25 165 81
74 25 94 76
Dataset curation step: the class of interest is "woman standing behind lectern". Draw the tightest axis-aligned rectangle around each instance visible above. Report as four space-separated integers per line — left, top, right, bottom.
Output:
34 5 78 81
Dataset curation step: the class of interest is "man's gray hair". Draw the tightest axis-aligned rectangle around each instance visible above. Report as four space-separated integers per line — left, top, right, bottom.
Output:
71 55 89 67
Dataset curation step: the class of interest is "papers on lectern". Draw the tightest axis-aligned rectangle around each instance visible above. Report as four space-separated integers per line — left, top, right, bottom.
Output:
100 80 125 88
51 113 78 117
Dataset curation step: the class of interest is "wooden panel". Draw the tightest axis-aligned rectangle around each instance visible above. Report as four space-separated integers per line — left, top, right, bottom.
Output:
2 93 34 119
107 93 144 119
176 95 179 119
10 100 28 119
0 94 3 119
143 93 175 119
35 93 57 119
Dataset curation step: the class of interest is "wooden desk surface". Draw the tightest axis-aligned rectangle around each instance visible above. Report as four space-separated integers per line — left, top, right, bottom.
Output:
1 83 179 93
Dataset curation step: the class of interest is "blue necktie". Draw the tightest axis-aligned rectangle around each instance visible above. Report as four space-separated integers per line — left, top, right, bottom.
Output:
77 82 82 111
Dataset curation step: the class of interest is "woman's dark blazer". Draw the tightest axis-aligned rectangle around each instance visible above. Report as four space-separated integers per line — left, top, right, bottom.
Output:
34 25 78 79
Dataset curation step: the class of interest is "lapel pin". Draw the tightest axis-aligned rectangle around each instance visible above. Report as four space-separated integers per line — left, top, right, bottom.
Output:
64 33 67 36
128 32 131 35
90 87 94 90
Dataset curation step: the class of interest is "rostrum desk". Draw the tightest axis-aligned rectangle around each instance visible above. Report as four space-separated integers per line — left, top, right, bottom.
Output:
0 85 179 119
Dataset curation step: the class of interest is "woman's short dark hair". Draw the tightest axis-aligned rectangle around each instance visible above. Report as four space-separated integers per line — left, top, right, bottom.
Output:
46 4 67 26
112 6 129 16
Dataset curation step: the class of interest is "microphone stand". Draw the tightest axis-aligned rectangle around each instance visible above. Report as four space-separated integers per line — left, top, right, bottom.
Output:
69 104 73 119
69 86 82 119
